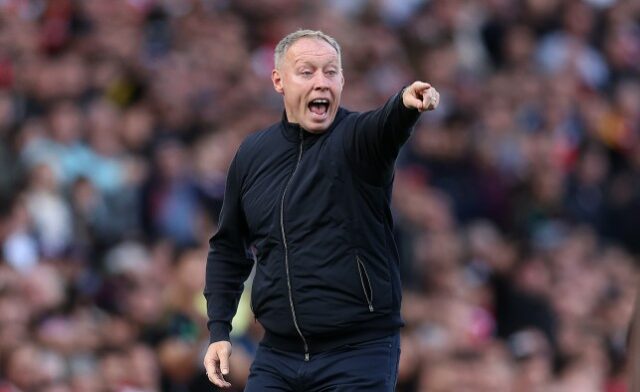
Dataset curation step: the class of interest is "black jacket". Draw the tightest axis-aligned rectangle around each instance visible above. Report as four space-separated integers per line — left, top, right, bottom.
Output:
204 90 421 356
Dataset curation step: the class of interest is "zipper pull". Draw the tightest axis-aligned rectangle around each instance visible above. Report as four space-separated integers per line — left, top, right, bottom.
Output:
368 304 374 312
304 352 310 361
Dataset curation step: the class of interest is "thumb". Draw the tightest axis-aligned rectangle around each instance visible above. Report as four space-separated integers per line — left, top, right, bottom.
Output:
405 94 424 110
219 346 231 375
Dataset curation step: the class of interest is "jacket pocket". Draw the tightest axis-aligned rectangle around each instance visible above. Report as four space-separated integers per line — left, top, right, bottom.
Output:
250 273 260 318
356 255 375 312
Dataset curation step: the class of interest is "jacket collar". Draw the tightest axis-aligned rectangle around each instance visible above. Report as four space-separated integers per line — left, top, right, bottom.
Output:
280 108 347 143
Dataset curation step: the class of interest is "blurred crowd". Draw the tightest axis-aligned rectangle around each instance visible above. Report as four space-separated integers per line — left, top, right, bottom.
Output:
0 0 639 391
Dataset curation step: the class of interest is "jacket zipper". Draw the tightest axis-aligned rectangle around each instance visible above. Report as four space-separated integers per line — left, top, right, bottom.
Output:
356 255 374 312
280 129 310 361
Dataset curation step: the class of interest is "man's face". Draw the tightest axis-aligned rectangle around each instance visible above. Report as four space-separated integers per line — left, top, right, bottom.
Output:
272 38 344 133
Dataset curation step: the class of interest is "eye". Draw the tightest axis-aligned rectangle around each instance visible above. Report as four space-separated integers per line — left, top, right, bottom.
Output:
325 70 338 77
300 70 313 77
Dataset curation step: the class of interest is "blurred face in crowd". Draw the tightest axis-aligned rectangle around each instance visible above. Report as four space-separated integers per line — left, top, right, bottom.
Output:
272 37 344 133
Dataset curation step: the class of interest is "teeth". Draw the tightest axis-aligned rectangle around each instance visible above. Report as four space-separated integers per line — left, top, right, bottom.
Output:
311 99 329 104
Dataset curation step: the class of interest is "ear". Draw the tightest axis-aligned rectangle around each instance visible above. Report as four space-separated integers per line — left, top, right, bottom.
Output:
272 69 284 94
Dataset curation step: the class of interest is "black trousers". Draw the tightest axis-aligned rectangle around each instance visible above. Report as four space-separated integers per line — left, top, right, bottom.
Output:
244 333 401 391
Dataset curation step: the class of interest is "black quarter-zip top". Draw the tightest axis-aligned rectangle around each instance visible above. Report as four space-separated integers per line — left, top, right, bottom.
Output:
205 88 422 354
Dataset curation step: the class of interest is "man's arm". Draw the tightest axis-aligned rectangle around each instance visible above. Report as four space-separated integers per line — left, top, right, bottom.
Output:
203 153 254 389
344 81 439 183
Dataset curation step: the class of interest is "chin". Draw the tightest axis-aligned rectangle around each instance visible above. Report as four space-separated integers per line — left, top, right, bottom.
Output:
306 123 330 134
304 116 335 133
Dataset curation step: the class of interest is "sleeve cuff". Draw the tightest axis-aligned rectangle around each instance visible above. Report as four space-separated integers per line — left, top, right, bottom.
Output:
208 321 232 343
396 87 421 126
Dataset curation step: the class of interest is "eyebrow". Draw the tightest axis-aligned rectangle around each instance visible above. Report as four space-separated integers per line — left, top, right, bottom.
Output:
294 60 339 68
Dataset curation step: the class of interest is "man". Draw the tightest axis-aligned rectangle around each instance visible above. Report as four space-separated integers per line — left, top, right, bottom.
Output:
203 29 439 391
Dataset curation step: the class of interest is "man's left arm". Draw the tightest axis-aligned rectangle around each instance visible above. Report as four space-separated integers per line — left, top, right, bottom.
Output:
344 81 439 182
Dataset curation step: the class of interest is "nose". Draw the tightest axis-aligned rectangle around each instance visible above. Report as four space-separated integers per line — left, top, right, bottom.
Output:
312 71 330 90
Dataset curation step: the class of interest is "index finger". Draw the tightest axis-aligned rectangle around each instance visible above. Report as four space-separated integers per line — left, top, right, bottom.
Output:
411 81 431 93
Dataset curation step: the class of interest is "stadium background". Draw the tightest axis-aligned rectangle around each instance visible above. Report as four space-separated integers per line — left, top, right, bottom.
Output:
0 0 639 390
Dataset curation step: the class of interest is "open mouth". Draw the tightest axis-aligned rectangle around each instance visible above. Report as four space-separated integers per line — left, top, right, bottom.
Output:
308 99 330 118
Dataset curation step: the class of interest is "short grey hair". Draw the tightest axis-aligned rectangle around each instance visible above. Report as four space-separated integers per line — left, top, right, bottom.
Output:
274 29 342 70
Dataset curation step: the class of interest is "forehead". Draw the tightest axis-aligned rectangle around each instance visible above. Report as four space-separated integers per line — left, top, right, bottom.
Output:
285 38 339 65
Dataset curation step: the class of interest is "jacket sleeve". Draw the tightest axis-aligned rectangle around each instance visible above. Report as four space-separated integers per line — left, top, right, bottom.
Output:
343 88 421 184
204 152 254 343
